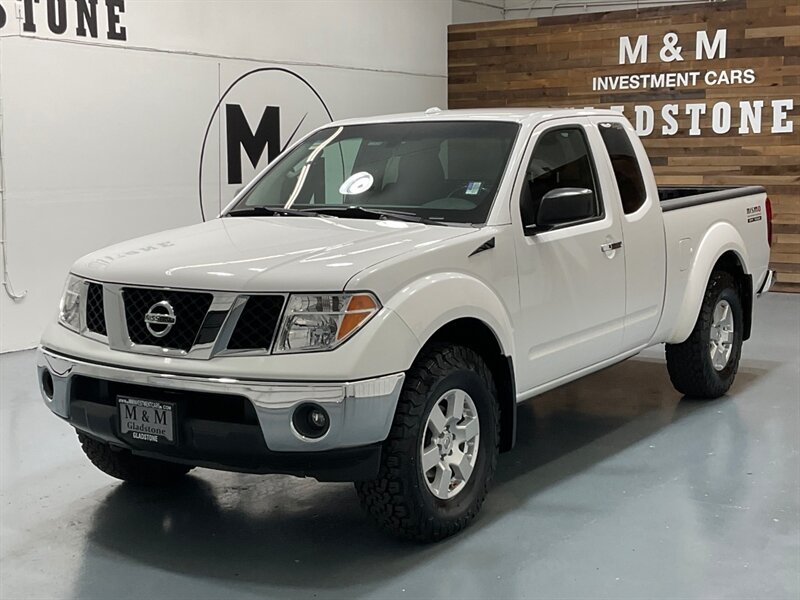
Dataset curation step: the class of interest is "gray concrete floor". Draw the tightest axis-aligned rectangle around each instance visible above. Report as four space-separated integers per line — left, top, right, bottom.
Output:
1 294 798 600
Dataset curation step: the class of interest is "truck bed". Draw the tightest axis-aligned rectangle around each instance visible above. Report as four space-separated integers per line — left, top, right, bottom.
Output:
658 185 766 212
655 184 772 344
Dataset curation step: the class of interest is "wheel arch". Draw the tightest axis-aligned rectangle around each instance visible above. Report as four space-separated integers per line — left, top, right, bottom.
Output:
668 223 753 343
421 318 516 453
385 273 517 452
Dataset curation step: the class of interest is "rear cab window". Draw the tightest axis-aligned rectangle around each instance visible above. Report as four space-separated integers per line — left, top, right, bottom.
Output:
598 122 648 215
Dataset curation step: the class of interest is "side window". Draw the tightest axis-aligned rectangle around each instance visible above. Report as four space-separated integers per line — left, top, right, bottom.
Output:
521 127 602 227
598 122 647 214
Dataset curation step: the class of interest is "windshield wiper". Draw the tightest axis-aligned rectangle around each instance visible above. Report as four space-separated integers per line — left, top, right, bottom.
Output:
300 205 444 225
228 204 448 225
226 206 319 218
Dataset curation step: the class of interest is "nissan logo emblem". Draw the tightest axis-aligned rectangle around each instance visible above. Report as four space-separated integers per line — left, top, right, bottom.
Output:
144 300 177 338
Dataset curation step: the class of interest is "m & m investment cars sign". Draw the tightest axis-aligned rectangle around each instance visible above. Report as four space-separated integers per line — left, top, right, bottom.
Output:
593 29 795 137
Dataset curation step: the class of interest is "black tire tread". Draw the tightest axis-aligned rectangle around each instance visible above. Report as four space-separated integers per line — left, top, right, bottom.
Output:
665 271 742 399
78 433 193 485
355 343 500 542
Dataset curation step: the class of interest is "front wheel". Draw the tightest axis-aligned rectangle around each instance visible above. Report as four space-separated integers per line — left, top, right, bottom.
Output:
355 344 499 542
78 433 194 485
665 271 744 399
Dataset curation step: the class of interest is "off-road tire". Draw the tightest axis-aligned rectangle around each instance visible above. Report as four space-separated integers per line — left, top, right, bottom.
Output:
665 271 744 399
78 433 193 485
355 344 500 542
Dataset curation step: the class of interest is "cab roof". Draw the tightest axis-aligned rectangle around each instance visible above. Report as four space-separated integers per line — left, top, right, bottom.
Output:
330 107 623 127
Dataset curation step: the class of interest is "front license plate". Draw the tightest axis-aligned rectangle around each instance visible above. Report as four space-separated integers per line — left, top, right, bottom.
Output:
118 396 176 444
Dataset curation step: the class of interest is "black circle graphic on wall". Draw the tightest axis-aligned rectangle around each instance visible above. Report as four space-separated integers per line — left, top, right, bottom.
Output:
198 67 334 221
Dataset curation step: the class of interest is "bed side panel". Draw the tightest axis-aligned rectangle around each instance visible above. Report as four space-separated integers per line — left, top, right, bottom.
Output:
653 191 770 344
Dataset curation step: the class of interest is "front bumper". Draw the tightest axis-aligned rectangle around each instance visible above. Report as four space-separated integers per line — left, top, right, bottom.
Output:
36 347 404 480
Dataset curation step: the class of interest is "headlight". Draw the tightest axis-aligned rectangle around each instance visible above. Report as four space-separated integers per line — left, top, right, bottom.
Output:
59 275 84 332
274 293 380 353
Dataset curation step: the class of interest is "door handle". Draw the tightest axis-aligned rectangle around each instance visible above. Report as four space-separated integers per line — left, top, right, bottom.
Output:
600 240 623 253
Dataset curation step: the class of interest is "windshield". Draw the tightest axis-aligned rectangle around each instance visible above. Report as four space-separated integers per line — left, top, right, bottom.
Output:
227 121 520 225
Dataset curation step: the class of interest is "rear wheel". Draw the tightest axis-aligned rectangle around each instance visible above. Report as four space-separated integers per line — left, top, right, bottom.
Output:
665 271 744 399
78 433 193 485
355 344 499 542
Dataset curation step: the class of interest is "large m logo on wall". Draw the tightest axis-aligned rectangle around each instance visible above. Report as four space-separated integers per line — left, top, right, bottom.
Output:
225 104 281 185
198 67 333 219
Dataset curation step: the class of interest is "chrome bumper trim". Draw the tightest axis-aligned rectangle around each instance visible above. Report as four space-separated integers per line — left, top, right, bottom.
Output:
757 269 775 296
36 347 404 452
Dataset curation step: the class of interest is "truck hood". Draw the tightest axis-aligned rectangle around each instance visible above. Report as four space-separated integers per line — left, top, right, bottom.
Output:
72 216 473 292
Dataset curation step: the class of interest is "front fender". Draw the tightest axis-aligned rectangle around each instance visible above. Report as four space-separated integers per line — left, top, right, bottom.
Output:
384 272 515 357
667 222 750 343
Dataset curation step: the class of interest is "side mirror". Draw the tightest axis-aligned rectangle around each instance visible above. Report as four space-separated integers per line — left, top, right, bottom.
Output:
525 187 595 234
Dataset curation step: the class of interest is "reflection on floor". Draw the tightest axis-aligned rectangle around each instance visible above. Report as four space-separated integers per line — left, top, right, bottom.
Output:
1 293 798 600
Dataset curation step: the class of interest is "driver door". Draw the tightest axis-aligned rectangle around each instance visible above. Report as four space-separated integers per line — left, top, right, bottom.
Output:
512 118 626 394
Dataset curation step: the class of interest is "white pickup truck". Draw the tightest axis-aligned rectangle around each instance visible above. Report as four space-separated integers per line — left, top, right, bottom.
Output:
37 108 773 541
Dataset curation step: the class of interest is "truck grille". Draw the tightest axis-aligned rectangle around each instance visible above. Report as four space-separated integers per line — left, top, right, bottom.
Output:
226 295 285 350
85 283 107 336
122 288 213 352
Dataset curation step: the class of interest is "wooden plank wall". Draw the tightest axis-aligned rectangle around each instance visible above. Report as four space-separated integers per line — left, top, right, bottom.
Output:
449 0 800 292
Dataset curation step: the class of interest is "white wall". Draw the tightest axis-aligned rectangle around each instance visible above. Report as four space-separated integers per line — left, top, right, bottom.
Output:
452 0 715 24
452 0 714 20
503 0 713 19
453 0 504 23
0 0 453 352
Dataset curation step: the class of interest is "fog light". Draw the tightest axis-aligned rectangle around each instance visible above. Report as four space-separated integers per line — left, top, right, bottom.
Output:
309 409 327 428
292 403 330 439
41 370 54 400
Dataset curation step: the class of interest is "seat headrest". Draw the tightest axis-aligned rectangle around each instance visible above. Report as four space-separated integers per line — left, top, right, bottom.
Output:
397 148 445 188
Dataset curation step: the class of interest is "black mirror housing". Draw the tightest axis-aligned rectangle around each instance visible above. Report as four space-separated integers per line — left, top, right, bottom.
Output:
527 187 595 232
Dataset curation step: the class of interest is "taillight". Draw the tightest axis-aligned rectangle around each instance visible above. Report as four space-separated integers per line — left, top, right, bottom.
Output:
765 197 773 247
